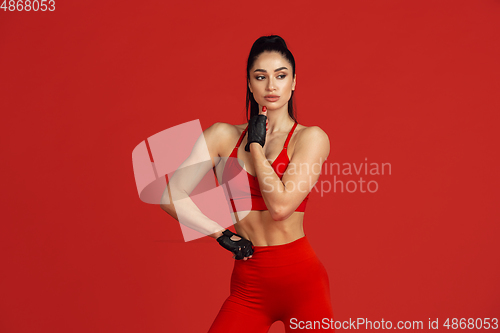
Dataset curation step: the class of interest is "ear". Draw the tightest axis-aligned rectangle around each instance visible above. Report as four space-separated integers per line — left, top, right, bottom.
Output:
248 79 253 93
292 74 296 91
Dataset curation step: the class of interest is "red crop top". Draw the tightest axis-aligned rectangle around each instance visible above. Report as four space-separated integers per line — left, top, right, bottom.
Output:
221 121 309 213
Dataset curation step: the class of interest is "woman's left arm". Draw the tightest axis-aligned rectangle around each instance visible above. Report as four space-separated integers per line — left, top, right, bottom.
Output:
249 126 330 221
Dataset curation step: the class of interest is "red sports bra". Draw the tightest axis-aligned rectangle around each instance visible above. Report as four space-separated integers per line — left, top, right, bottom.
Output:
221 122 309 213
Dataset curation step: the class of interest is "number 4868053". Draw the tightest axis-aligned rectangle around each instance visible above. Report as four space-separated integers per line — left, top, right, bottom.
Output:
1 0 55 11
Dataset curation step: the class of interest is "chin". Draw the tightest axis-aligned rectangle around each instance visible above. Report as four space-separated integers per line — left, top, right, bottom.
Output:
264 102 288 111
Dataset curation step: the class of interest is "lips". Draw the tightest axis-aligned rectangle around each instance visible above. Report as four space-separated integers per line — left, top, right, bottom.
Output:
264 95 280 102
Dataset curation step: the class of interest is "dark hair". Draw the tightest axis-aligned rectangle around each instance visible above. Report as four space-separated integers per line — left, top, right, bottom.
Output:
246 35 297 122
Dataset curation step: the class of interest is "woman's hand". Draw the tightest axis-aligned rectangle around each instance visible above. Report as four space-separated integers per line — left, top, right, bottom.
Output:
261 106 268 132
216 230 254 261
244 106 268 152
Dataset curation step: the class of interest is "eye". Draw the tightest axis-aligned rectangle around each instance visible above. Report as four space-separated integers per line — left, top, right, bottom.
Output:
256 75 265 80
277 74 287 79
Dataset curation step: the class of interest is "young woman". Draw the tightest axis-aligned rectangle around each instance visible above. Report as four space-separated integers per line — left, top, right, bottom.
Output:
161 35 334 332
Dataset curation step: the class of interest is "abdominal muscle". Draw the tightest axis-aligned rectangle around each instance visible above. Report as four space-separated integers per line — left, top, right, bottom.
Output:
231 210 305 246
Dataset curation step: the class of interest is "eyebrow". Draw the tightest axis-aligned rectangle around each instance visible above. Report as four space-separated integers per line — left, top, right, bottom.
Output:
253 67 288 73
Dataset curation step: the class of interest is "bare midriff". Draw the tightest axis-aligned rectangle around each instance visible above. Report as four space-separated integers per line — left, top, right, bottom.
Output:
231 210 305 246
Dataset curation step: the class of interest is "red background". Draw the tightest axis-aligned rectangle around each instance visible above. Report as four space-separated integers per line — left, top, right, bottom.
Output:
1 1 499 332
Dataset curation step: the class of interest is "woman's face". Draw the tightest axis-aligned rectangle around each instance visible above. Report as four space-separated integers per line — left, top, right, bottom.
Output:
248 51 296 112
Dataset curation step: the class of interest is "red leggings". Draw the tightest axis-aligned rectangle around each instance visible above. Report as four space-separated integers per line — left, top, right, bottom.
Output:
208 236 334 332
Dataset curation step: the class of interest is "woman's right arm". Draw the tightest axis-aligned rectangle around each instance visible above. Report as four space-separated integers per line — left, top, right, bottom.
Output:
159 122 228 239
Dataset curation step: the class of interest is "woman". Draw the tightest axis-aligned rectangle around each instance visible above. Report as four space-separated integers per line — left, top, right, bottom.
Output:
161 35 333 332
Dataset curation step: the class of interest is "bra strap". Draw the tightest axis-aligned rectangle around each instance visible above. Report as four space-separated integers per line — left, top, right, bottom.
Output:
283 122 298 149
235 125 249 148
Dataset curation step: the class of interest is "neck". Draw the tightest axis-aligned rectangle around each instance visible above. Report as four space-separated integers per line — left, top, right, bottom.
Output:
265 103 295 134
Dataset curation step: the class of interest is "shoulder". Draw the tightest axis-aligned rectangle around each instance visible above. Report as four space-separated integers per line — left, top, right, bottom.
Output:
293 124 330 159
204 122 246 139
295 125 330 148
203 122 247 155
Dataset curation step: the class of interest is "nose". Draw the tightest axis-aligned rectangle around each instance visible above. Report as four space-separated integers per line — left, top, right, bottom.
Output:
266 77 276 91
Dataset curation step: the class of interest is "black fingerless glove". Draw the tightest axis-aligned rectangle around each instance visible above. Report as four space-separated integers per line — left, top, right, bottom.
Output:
244 114 267 152
217 230 254 260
